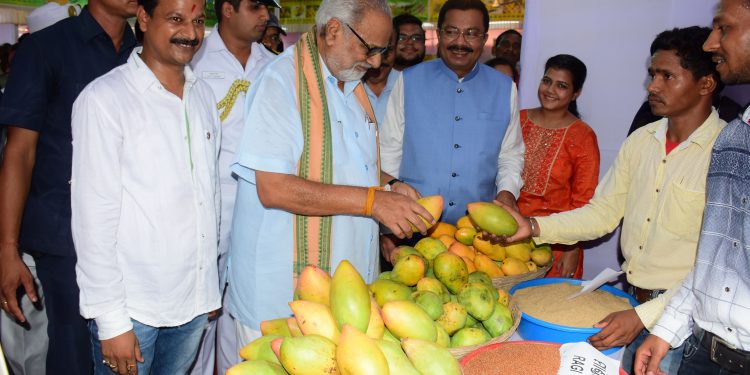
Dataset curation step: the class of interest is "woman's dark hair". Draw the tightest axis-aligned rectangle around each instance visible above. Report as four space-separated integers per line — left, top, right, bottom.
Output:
544 54 587 118
485 57 517 81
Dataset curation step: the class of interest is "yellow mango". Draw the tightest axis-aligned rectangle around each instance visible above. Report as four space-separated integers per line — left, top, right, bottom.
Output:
414 237 447 261
294 265 331 306
369 279 412 307
437 234 456 248
377 339 421 375
337 324 389 375
504 241 532 262
455 215 477 229
381 300 437 342
226 360 287 375
496 288 510 306
436 301 467 335
391 254 426 286
365 297 385 339
330 260 371 332
279 335 338 375
410 195 444 232
500 257 529 276
428 221 457 238
448 241 475 260
239 335 282 364
461 256 477 273
289 300 340 343
454 226 477 245
467 202 518 236
473 253 505 278
531 248 553 266
287 318 302 337
474 236 507 261
260 318 292 337
401 338 462 375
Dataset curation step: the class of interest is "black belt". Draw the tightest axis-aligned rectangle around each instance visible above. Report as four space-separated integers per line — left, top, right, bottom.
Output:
627 285 665 304
700 329 750 374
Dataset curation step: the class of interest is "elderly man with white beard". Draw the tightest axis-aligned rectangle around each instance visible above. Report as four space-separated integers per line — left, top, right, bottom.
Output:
224 0 433 345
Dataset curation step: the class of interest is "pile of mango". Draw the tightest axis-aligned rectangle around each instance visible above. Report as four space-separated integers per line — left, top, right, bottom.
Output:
227 260 463 375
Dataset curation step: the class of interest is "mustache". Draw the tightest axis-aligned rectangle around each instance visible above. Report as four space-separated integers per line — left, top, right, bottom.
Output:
169 37 200 47
648 94 663 103
447 44 473 53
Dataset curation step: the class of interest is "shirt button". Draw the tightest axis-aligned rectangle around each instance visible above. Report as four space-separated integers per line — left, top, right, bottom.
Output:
454 144 460 149
662 159 667 163
457 88 464 93
451 172 457 177
455 115 462 121
646 218 651 222
365 165 369 171
656 189 660 193
725 287 731 292
728 327 733 332
628 270 632 274
449 201 455 206
355 131 359 138
734 242 739 248
639 245 643 250
201 234 206 239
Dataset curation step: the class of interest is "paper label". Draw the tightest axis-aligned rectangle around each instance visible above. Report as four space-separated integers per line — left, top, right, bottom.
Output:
202 71 225 79
557 342 620 375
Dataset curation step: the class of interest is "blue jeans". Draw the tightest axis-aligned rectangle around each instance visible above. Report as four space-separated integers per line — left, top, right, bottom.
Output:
89 314 208 375
622 329 685 374
678 334 744 375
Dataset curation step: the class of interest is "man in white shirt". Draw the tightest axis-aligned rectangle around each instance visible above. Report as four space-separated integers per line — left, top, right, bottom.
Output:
189 0 276 373
70 0 221 372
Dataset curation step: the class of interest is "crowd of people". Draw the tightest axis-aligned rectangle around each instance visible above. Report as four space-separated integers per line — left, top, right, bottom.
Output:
0 0 748 374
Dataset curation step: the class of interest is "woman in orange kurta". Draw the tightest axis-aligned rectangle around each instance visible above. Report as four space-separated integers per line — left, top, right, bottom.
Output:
517 54 600 279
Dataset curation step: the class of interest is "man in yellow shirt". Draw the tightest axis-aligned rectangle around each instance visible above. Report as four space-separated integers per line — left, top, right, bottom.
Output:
499 27 725 374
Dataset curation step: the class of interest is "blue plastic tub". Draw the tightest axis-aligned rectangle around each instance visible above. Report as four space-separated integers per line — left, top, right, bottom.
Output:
509 278 639 355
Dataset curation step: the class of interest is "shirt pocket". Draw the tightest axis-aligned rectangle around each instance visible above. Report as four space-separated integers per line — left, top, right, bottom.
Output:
659 181 706 242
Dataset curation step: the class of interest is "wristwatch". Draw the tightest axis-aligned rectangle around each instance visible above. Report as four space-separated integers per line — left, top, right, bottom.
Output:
383 178 402 191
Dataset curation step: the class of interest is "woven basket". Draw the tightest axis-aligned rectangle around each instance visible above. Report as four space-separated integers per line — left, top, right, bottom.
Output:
447 301 522 360
491 262 553 291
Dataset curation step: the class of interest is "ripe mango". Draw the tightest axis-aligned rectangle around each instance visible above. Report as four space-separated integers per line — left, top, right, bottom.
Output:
377 339 421 375
295 265 331 306
381 300 437 342
496 288 510 306
279 335 338 375
504 241 532 262
465 313 479 328
416 277 443 297
473 253 505 278
382 327 399 343
391 254 426 286
330 260 370 332
414 237 447 261
239 335 282 364
433 251 468 294
437 234 456 248
412 290 443 320
461 256 477 273
226 360 287 375
401 338 462 375
434 323 450 347
270 338 283 362
467 202 518 236
287 318 302 337
411 195 444 232
454 226 477 245
260 318 292 337
369 279 412 307
448 241 475 260
467 271 493 289
376 271 392 280
482 303 514 337
391 246 421 264
365 297 385 339
531 247 553 266
500 257 529 276
337 324 389 375
474 236 507 261
450 327 492 348
428 221 457 238
436 301 467 335
526 261 538 272
455 215 477 229
458 282 497 321
289 300 340 343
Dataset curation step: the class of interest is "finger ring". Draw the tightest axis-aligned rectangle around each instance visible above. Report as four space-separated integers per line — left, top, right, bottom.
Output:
127 364 135 373
1 300 7 305
103 359 117 369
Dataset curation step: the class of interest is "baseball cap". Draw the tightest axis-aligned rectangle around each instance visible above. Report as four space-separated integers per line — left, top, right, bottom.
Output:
267 13 286 35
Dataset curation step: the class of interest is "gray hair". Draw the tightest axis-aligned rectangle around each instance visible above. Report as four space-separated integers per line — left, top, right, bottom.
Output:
315 0 391 33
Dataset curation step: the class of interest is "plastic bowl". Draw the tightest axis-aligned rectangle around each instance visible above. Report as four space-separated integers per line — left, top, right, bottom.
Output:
509 278 639 355
460 341 629 375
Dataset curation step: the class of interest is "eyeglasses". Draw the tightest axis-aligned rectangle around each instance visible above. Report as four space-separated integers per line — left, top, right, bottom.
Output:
345 23 389 57
397 33 425 43
440 26 486 42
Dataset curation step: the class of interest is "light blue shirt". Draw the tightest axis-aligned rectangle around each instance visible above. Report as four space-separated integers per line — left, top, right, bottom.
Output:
227 45 380 329
364 69 400 124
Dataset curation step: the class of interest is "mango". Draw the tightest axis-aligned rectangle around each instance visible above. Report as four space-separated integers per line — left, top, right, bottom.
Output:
391 254 426 286
382 328 399 343
260 318 292 337
330 260 370 332
474 236 507 261
531 248 553 266
337 324 389 375
448 241 475 260
474 253 505 278
428 221 457 238
434 323 450 347
454 226 477 245
497 288 510 306
526 261 538 272
365 297 385 339
279 335 338 375
482 303 514 337
433 251 468 294
461 256 477 273
416 277 443 297
412 290 443 320
377 271 392 280
436 301 467 335
458 282 497 321
289 300 340 343
295 265 331 306
287 318 302 337
414 237 447 261
377 339 421 375
391 246 421 264
455 215 477 229
369 279 412 307
504 241 532 262
239 335 282 364
437 234 456 248
401 338 462 375
450 327 492 348
381 300 437 342
465 313 479 328
270 338 283 361
411 195 443 232
467 271 493 288
226 360 287 375
467 202 518 236
500 257 528 276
